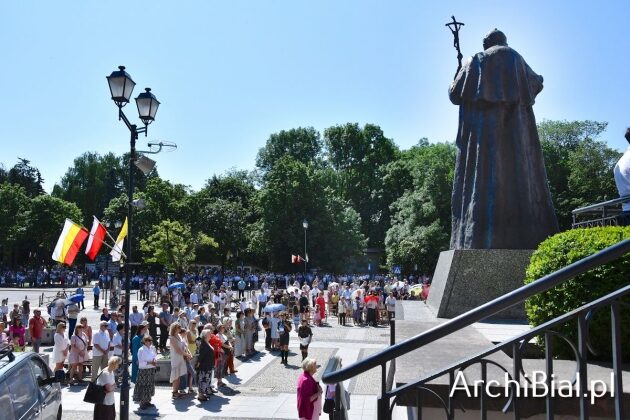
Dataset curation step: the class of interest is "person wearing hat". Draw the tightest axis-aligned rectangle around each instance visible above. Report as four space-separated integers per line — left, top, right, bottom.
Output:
91 321 112 381
131 322 148 383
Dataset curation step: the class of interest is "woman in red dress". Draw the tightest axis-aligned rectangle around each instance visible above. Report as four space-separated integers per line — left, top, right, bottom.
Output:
315 293 326 324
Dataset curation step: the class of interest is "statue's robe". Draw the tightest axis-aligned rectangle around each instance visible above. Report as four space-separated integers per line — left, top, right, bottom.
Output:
448 45 558 250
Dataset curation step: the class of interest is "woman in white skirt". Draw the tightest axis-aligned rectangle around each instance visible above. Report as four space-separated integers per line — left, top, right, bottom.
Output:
168 323 189 399
52 322 69 382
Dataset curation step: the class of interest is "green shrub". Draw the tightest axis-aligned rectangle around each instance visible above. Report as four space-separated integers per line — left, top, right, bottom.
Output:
524 227 630 362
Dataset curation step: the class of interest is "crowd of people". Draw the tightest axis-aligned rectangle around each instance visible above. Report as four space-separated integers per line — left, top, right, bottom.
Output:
0 272 429 419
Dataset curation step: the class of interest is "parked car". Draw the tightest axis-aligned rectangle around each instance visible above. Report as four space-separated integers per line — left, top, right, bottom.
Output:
0 345 62 420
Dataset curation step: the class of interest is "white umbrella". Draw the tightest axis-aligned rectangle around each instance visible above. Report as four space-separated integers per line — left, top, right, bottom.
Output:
328 282 339 289
286 286 298 294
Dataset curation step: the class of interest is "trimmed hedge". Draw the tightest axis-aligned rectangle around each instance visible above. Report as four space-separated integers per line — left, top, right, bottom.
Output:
524 227 630 362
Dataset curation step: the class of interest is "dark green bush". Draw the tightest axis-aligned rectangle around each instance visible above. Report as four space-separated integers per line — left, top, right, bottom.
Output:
524 227 630 362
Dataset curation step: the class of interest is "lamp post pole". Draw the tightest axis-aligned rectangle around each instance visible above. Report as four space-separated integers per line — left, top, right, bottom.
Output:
104 256 109 308
119 125 136 420
303 219 308 275
107 65 159 420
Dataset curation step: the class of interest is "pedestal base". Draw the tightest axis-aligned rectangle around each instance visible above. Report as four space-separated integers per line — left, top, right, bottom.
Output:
426 249 533 320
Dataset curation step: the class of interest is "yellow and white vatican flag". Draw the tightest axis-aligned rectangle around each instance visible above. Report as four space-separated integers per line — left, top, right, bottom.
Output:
110 217 128 262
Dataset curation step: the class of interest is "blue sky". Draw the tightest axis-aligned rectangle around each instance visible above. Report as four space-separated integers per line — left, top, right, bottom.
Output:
1 1 629 192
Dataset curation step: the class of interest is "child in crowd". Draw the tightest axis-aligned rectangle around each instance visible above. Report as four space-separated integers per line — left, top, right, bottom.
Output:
313 304 322 327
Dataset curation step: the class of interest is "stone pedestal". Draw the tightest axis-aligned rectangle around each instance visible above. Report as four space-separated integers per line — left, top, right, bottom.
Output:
426 249 533 320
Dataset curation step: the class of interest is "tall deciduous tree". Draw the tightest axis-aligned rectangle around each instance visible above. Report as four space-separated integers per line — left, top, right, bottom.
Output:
103 177 191 261
52 152 125 226
324 123 399 248
0 183 31 264
198 199 249 272
140 220 217 279
26 195 83 262
255 156 366 271
538 120 621 229
256 127 324 174
385 141 456 274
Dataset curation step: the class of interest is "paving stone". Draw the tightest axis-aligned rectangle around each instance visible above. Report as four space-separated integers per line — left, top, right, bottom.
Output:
244 347 338 393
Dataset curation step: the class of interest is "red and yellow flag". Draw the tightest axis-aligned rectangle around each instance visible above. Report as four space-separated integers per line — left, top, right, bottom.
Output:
52 219 89 265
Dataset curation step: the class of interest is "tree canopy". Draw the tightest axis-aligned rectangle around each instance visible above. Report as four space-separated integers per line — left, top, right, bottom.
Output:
0 119 623 276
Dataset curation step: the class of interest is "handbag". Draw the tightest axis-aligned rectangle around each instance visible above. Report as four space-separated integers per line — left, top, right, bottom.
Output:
83 371 106 404
323 398 334 414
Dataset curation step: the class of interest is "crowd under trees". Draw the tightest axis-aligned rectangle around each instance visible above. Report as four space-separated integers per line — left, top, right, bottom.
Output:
0 120 621 275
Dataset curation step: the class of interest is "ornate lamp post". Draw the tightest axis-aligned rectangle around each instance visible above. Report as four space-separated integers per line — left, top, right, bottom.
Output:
107 66 160 420
302 219 308 275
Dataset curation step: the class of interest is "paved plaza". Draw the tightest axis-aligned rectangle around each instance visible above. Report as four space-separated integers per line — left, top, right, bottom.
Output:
1 287 385 419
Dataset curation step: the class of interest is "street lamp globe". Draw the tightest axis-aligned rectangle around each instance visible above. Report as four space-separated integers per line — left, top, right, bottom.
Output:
107 66 136 108
303 219 308 230
135 88 160 125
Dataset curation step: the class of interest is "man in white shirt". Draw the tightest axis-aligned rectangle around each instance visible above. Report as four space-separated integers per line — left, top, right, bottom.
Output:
614 128 630 222
112 324 124 357
190 291 199 305
92 321 112 381
219 289 227 314
186 303 198 321
212 292 221 315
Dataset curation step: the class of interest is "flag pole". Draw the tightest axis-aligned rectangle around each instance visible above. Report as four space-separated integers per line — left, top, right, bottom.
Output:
77 220 126 258
85 227 126 259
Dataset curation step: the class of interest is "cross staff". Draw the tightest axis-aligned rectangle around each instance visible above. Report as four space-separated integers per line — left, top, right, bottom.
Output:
445 15 465 79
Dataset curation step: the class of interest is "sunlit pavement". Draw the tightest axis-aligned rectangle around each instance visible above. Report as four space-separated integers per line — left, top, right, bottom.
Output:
2 287 382 419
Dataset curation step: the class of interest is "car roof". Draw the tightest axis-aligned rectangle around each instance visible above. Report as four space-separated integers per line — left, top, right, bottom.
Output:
0 351 38 378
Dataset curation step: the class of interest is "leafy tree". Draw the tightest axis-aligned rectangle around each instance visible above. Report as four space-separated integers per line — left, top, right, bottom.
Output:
384 142 456 274
7 158 45 197
52 152 125 226
324 123 399 248
0 183 31 264
256 127 324 174
538 120 621 229
26 195 83 262
0 164 7 183
255 156 366 271
318 191 367 272
198 199 249 271
103 177 191 261
140 220 217 279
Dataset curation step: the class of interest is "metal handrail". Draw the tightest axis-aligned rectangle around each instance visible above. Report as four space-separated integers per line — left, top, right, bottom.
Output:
322 238 630 385
387 283 630 399
572 195 630 215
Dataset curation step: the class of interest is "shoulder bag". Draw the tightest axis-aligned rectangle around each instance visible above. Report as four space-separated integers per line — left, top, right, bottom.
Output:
83 371 107 404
